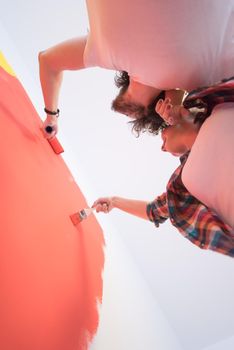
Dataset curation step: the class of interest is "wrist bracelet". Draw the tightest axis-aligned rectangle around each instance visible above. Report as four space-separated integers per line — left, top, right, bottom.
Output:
44 107 60 116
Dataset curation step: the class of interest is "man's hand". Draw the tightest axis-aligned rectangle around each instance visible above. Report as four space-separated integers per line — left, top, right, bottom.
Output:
155 98 189 125
42 115 58 139
92 197 114 213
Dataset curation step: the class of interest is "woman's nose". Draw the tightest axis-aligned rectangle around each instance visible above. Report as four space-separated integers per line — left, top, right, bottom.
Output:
161 137 166 151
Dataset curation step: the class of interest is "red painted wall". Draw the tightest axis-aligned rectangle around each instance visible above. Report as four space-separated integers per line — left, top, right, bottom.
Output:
0 65 104 350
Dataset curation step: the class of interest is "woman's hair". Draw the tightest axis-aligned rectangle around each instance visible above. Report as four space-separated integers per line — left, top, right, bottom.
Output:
112 71 167 136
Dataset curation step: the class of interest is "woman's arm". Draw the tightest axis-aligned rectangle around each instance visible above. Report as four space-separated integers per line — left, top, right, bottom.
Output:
92 196 149 220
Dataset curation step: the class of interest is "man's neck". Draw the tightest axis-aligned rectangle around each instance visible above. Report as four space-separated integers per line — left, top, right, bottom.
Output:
126 79 161 106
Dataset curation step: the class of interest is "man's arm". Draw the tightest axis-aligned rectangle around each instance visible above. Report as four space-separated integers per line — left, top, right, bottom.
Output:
165 89 186 106
39 36 87 111
38 36 87 138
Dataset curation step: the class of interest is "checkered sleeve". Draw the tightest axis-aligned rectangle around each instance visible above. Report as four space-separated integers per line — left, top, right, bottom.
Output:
146 192 169 227
183 76 234 123
194 208 234 257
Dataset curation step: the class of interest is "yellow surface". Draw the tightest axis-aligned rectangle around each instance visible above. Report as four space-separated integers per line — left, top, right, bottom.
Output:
0 51 16 76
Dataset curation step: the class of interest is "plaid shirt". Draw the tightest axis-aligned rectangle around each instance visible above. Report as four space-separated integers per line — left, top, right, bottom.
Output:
147 154 234 257
147 77 234 257
183 76 234 123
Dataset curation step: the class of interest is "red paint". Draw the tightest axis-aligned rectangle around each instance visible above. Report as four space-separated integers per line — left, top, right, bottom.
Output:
47 136 64 154
0 66 105 350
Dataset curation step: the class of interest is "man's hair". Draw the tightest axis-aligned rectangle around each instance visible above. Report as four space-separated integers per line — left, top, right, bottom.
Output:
111 71 167 136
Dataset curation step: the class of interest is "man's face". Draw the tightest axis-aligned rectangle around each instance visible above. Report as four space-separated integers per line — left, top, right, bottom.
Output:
123 79 161 111
112 77 162 120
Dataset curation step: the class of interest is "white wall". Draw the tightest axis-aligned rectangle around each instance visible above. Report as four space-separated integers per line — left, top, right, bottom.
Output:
90 218 183 350
202 335 234 350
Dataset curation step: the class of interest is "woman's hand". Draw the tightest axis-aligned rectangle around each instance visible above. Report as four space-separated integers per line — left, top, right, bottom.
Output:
155 98 189 125
92 196 149 220
92 197 114 213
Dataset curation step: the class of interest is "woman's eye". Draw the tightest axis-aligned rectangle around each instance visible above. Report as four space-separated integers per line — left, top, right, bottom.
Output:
161 122 169 131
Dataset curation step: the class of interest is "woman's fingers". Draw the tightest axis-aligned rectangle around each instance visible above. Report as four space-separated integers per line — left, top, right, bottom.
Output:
92 198 113 213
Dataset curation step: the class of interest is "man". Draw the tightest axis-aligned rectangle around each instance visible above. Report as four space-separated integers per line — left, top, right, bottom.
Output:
39 0 234 138
92 79 234 257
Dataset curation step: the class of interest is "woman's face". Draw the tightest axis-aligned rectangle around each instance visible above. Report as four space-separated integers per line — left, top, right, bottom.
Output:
161 123 190 156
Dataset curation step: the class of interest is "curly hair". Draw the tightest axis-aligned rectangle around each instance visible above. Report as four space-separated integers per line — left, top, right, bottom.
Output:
112 71 166 136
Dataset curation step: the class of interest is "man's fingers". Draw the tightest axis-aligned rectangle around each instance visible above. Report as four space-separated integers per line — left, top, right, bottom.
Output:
155 99 173 123
155 99 163 112
42 117 58 139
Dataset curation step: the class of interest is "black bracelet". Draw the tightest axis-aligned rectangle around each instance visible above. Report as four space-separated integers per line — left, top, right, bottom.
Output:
44 107 60 116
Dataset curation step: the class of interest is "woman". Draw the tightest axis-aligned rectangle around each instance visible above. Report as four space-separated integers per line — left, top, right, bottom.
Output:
92 78 234 257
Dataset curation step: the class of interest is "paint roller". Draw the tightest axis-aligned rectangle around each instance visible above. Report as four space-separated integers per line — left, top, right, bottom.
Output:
47 137 64 154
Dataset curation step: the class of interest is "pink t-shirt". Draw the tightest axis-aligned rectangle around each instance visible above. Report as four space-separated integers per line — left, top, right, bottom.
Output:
182 103 234 229
84 0 234 91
